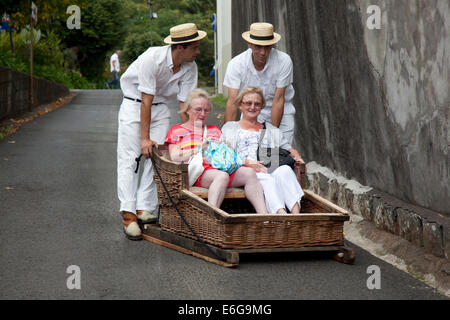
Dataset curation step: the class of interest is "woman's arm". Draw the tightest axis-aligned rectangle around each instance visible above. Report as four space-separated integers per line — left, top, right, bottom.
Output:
168 144 198 163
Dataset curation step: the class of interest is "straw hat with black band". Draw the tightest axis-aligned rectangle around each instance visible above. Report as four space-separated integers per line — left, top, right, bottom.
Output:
164 23 207 45
242 22 281 46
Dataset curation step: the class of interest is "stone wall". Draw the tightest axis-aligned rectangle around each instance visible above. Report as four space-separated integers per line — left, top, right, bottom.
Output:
307 162 449 259
230 0 449 216
0 66 70 120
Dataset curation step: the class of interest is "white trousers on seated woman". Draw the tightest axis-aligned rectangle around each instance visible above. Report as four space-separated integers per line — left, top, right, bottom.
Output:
256 165 304 213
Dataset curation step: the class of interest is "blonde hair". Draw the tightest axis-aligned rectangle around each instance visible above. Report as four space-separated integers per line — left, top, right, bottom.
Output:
181 88 212 114
234 86 266 109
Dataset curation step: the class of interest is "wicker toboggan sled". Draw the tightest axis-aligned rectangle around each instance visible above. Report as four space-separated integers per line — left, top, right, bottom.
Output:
141 146 355 267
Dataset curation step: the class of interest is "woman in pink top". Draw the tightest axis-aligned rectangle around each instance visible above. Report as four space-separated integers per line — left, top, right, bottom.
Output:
166 89 267 213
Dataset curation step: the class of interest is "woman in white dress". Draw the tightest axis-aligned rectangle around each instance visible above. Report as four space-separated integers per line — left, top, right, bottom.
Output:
221 87 305 214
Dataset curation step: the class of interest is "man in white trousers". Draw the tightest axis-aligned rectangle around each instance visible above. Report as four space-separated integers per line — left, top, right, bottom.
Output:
117 23 206 240
223 22 296 145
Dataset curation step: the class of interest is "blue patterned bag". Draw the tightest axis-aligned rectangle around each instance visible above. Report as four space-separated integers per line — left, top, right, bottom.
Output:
202 141 243 174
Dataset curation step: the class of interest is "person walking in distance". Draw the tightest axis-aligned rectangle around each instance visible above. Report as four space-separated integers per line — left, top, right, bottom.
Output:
107 50 122 89
117 23 206 240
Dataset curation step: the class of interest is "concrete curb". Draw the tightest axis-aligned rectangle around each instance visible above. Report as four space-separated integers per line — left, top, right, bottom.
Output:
306 161 450 297
306 161 450 260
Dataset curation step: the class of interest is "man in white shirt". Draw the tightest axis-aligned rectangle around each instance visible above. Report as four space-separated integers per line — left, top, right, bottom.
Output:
107 50 121 89
117 23 206 240
223 22 296 144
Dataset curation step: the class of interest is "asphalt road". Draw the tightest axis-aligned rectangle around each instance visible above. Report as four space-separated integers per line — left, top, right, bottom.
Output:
0 90 446 301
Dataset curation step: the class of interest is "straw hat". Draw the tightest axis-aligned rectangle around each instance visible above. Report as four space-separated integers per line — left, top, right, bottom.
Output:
242 22 281 46
164 23 207 45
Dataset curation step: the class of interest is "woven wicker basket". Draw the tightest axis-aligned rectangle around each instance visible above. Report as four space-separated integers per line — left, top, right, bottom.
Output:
152 147 349 250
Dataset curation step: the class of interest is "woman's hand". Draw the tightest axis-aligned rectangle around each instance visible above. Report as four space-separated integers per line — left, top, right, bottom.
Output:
201 140 209 150
219 137 234 149
289 148 305 164
168 144 198 163
244 159 268 173
191 147 201 157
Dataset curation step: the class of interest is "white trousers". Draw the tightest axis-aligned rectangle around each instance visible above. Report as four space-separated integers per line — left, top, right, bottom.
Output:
256 165 304 213
117 99 170 213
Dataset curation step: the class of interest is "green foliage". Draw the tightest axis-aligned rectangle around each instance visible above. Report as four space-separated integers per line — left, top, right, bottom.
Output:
211 94 227 110
0 0 98 88
1 0 217 87
134 1 216 85
0 48 28 73
2 0 77 33
155 0 215 13
0 29 93 89
58 0 129 79
122 31 163 64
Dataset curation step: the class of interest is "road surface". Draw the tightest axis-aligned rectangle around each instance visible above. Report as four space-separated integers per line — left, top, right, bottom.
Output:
0 90 446 301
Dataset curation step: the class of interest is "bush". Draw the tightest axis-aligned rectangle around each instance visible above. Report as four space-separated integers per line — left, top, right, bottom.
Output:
0 48 28 73
122 31 163 65
0 29 97 89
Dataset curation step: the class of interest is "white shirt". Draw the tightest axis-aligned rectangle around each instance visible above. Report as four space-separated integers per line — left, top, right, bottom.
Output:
110 53 120 72
221 121 292 151
235 129 262 161
223 48 295 116
120 45 198 105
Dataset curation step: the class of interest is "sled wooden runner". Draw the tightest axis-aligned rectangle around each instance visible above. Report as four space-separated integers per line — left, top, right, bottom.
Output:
142 224 355 267
142 224 239 267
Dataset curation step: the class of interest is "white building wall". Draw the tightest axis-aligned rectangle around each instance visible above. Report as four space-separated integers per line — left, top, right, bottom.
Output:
217 0 232 95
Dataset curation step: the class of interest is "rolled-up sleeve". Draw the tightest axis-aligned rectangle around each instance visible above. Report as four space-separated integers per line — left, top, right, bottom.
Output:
137 55 158 95
177 64 198 102
223 59 241 89
276 55 293 89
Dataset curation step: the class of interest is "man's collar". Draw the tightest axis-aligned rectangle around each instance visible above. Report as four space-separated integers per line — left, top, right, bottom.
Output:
167 46 174 69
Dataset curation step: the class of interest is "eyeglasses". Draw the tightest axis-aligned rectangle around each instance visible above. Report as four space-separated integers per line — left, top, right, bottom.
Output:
192 107 211 114
241 101 262 108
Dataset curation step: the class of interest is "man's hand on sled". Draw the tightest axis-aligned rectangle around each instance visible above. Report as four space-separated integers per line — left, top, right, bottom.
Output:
141 138 157 158
289 148 304 164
